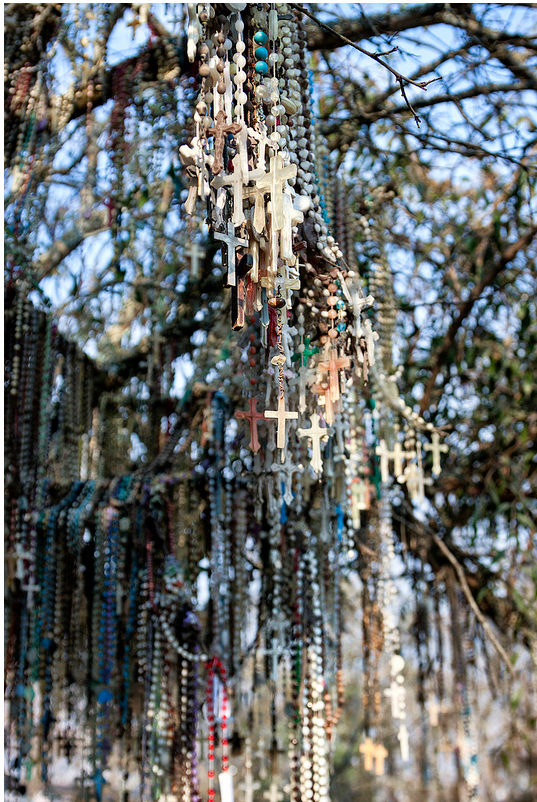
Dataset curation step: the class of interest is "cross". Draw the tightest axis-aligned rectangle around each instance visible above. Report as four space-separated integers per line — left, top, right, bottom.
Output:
398 461 433 504
255 154 297 231
424 432 448 477
375 439 396 484
310 379 335 425
239 739 261 802
384 678 406 720
207 110 242 176
280 322 298 367
185 240 205 279
296 365 317 413
248 124 273 173
213 220 248 287
274 268 300 310
271 453 303 505
350 478 371 529
317 350 350 404
363 319 379 367
292 336 319 368
280 192 304 264
392 441 415 479
397 723 410 762
235 398 264 454
22 580 40 607
264 637 284 683
297 413 331 475
264 395 298 452
359 737 377 772
243 184 268 234
349 288 374 338
229 251 253 330
254 738 268 780
373 742 389 776
212 153 247 227
263 780 284 802
14 544 32 582
179 136 210 212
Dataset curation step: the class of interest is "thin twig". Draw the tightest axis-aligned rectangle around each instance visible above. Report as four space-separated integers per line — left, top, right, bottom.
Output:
291 3 440 125
432 533 516 677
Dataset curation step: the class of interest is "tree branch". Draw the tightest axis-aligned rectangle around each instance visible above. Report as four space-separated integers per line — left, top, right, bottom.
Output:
418 224 537 414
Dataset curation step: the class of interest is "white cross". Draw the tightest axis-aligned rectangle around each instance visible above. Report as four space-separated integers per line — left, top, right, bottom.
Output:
297 412 332 475
22 580 40 606
397 723 410 762
271 454 303 505
280 323 298 367
274 267 300 310
212 153 247 226
384 678 406 720
280 193 303 263
255 154 297 231
15 545 32 582
297 366 317 414
243 184 267 234
392 441 415 479
398 460 433 504
185 240 205 279
213 221 248 287
179 136 210 213
350 478 371 528
239 739 261 802
264 637 283 682
375 439 396 484
349 289 374 338
424 432 448 477
264 395 298 453
363 319 379 366
263 780 284 802
248 124 273 173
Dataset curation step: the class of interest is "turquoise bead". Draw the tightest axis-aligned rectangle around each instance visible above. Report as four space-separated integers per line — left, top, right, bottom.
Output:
253 31 268 44
255 60 269 75
337 322 346 332
255 46 269 60
336 299 345 309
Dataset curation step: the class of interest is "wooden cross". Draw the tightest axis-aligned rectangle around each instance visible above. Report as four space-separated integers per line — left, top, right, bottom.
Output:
229 251 253 330
359 737 377 772
263 780 284 802
271 453 303 505
397 723 410 762
255 154 297 231
235 398 265 454
213 220 248 287
297 412 331 475
424 432 448 477
384 678 406 720
207 110 242 176
280 192 304 263
373 742 389 775
264 395 298 452
317 350 351 403
185 240 205 279
212 153 247 227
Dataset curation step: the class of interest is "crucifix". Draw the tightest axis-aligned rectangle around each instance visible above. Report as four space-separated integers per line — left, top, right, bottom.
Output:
363 319 380 367
296 413 331 475
424 432 448 477
229 251 253 330
255 154 297 231
264 637 284 683
22 579 40 606
185 240 205 279
212 153 247 227
179 136 211 213
274 268 300 310
317 350 351 404
243 184 267 234
280 322 298 367
264 395 298 454
271 453 303 505
291 336 319 369
239 739 261 802
392 441 415 479
350 478 371 529
213 220 248 287
397 722 410 762
248 124 273 173
349 288 374 339
207 110 242 176
235 398 265 454
263 780 284 802
296 365 317 413
398 458 433 504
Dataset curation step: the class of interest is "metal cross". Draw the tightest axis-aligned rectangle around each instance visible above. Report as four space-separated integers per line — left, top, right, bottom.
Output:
297 412 331 475
213 220 248 287
264 395 298 452
235 398 265 454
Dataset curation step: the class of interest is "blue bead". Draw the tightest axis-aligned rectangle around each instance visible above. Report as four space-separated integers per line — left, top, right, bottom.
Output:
254 60 269 75
255 46 268 60
337 322 346 332
253 31 268 44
